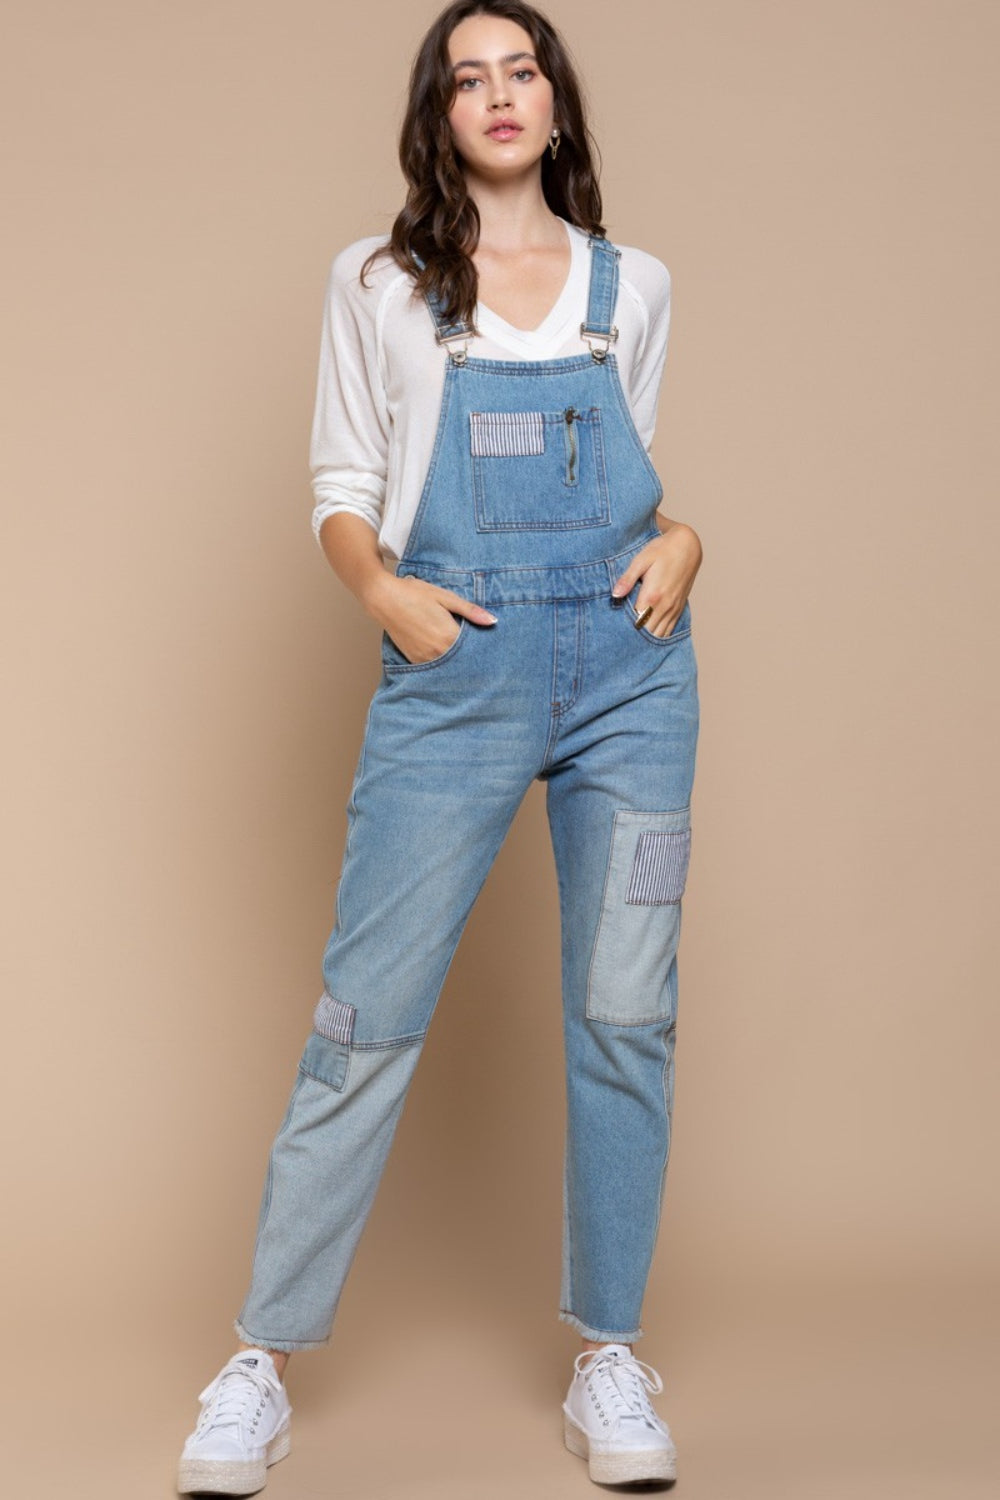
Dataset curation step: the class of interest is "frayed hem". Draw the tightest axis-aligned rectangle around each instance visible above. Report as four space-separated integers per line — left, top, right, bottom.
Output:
558 1309 644 1342
233 1316 330 1353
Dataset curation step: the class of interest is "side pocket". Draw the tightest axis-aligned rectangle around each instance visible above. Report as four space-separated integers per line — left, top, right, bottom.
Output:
587 808 692 1026
380 618 468 673
299 993 357 1092
623 592 692 645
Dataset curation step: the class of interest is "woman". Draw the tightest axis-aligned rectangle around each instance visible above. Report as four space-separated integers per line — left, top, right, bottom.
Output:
177 1 702 1491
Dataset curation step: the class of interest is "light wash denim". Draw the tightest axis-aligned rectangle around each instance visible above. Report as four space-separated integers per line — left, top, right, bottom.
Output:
234 236 699 1350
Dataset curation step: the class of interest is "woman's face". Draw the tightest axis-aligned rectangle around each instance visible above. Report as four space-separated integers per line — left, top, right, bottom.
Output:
446 14 556 182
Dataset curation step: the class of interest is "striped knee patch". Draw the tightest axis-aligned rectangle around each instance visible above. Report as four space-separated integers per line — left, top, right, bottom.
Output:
313 993 357 1045
625 828 692 906
470 410 545 457
586 808 691 1026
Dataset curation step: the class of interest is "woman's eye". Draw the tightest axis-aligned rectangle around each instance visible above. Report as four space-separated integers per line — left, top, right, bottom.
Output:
455 68 535 90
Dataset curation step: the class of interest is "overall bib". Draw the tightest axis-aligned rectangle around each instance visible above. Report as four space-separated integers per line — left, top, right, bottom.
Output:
235 235 700 1349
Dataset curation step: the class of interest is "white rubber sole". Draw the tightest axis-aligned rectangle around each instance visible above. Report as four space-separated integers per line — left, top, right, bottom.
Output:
563 1409 677 1485
177 1422 291 1495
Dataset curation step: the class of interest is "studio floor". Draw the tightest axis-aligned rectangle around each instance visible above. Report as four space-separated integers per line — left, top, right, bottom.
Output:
17 1271 995 1499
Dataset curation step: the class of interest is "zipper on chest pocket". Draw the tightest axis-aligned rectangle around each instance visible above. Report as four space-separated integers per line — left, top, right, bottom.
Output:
564 407 581 485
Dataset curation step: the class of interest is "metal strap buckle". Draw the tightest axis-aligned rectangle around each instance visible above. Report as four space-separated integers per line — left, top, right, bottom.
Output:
580 322 619 363
435 327 471 364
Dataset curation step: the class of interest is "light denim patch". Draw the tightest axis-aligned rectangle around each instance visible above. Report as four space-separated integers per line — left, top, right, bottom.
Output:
587 808 691 1026
299 1030 351 1092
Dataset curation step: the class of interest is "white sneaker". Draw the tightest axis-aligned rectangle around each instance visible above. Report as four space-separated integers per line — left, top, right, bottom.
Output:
563 1343 678 1484
177 1349 292 1495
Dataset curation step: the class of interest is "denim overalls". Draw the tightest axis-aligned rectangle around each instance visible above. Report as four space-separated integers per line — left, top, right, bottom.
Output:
235 234 700 1349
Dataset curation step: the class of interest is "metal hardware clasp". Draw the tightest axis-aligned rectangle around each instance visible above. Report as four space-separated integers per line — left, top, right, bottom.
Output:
435 327 471 365
580 322 619 363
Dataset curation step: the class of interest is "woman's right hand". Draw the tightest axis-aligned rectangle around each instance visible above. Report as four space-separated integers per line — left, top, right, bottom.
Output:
366 572 497 664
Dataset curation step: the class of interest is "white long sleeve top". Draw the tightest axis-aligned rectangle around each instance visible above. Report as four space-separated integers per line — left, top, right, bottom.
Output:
309 216 672 563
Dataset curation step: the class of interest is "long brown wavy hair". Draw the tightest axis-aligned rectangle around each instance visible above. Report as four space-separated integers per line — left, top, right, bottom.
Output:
359 0 606 331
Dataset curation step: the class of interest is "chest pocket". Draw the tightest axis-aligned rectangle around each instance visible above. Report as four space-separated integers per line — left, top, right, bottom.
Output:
469 407 611 531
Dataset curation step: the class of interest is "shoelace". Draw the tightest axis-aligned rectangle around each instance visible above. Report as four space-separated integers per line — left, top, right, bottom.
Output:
573 1348 666 1429
197 1361 280 1435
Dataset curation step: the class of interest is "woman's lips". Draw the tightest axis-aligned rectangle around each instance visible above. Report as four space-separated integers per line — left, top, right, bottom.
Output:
487 125 522 140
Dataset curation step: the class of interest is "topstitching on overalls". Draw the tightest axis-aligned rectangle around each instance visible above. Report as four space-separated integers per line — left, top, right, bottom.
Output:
234 234 700 1350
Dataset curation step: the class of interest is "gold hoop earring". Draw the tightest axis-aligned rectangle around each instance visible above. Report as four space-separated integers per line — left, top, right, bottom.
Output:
549 126 561 160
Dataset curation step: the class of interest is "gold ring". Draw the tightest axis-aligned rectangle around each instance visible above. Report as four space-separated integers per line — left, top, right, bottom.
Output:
634 605 653 630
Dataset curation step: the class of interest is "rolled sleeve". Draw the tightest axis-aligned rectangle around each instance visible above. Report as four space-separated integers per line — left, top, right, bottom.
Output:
309 246 390 546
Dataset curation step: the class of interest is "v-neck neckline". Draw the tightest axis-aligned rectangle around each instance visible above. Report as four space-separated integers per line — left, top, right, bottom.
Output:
475 218 580 341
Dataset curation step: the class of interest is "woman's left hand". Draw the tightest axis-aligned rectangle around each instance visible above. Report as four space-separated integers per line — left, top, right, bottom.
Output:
611 519 703 637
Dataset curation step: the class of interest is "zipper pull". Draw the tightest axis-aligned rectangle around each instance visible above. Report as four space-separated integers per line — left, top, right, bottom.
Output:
564 407 580 484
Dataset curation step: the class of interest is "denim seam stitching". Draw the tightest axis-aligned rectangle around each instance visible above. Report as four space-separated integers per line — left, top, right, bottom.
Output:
490 551 638 578
398 564 474 581
559 600 585 717
299 1057 350 1092
334 694 379 944
604 352 664 498
647 1014 677 1284
449 352 606 375
351 1032 426 1052
482 594 606 606
398 359 457 563
589 405 612 519
382 618 469 673
585 234 621 332
473 517 613 534
541 610 564 770
563 1136 576 1334
549 834 577 1321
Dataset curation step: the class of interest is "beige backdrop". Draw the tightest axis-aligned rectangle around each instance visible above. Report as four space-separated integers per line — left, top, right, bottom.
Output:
3 1 997 1496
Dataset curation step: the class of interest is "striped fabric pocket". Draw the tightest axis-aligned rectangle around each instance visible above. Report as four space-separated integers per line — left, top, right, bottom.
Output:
625 828 692 906
313 992 357 1045
470 410 546 457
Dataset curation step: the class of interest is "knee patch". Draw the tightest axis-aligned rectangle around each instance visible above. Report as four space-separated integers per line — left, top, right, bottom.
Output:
299 993 357 1092
587 808 691 1026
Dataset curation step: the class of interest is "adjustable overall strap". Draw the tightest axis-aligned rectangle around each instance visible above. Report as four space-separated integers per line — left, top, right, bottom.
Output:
414 232 621 364
580 234 621 362
412 249 473 365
